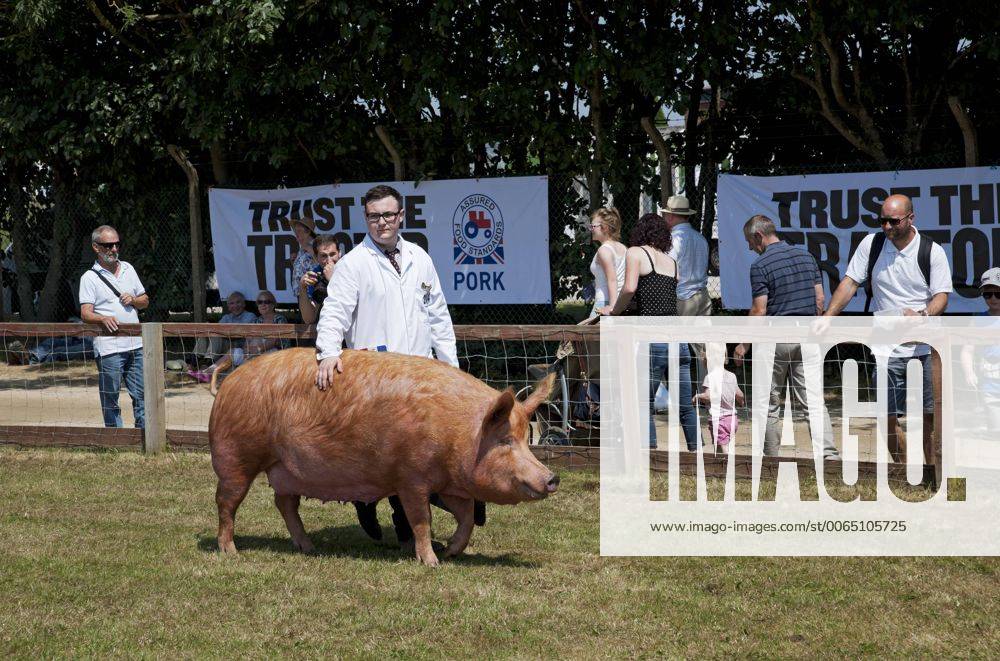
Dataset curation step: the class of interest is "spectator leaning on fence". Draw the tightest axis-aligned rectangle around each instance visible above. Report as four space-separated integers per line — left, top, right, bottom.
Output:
188 291 257 383
588 207 627 317
823 193 951 471
734 215 840 459
78 225 149 429
607 212 699 451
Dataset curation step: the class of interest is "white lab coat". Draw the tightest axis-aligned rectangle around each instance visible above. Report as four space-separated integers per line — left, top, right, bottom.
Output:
316 234 458 366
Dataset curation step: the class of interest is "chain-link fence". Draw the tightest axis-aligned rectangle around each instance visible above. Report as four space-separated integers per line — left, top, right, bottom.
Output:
1 153 974 324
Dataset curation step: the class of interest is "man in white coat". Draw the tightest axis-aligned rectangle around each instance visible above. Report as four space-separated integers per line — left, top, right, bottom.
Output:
315 184 457 380
314 184 461 545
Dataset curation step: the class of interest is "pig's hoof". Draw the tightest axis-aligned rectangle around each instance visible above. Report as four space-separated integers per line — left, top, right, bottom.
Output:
218 539 238 554
293 538 316 554
443 545 465 559
418 553 440 567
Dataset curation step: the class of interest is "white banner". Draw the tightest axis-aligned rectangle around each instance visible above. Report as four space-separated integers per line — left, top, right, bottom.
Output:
208 176 551 304
718 166 1000 313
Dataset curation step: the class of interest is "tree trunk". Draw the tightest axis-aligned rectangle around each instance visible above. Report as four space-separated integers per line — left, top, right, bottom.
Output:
697 85 720 239
641 115 673 204
8 167 36 321
34 167 72 322
587 64 605 211
167 145 206 322
374 125 405 180
683 79 701 199
947 95 978 167
210 139 230 185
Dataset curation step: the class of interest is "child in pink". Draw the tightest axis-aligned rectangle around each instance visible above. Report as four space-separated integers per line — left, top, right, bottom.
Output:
692 364 745 448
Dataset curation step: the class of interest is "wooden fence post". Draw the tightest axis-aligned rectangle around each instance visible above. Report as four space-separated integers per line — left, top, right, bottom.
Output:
141 323 167 453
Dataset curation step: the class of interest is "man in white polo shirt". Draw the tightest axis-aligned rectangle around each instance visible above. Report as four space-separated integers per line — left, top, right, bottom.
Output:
823 194 951 468
78 225 150 428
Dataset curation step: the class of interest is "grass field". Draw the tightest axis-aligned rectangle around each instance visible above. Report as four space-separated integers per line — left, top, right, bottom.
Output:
1 448 998 657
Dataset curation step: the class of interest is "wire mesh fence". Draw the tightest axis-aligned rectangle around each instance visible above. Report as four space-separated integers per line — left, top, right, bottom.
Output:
4 320 989 477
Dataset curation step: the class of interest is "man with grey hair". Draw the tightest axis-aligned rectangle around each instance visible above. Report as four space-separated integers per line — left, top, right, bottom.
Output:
734 215 839 459
78 225 149 428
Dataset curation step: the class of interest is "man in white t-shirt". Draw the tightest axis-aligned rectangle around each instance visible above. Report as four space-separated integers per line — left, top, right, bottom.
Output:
823 194 952 466
78 225 150 428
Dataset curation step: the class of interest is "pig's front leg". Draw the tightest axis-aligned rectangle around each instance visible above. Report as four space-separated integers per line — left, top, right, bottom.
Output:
395 490 438 566
438 495 474 559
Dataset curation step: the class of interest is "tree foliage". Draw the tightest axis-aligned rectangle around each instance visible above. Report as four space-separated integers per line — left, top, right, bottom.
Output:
2 0 999 319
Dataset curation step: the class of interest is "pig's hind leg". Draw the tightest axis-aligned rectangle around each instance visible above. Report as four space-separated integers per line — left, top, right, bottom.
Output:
274 494 315 553
438 495 475 559
216 474 254 554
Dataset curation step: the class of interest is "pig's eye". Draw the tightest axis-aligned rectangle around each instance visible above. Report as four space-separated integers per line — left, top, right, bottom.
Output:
497 437 512 446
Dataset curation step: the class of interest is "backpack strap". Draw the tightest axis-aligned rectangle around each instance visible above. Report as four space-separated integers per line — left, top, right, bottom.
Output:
863 233 887 313
917 233 933 288
90 268 121 298
864 232 936 312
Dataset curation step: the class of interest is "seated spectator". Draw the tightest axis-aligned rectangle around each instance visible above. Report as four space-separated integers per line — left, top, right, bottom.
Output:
207 290 288 392
188 291 256 382
298 235 341 324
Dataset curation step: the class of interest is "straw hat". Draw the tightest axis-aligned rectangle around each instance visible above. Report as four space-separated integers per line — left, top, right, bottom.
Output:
656 195 697 216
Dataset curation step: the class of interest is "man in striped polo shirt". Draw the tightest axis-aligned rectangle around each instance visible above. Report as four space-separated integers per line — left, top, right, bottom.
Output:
734 215 839 459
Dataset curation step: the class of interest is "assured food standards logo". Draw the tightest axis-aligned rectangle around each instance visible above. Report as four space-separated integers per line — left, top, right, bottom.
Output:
453 194 505 265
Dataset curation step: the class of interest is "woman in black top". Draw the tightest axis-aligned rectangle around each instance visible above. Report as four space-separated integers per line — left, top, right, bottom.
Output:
607 213 699 450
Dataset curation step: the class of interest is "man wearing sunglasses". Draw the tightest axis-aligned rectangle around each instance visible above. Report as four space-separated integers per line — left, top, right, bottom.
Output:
78 225 150 428
823 194 952 472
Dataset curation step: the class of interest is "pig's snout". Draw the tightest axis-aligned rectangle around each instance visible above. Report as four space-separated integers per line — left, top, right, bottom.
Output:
546 473 560 493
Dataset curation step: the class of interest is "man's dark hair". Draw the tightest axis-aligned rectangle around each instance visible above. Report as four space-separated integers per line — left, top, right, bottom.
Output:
312 234 339 253
362 185 403 210
629 213 672 252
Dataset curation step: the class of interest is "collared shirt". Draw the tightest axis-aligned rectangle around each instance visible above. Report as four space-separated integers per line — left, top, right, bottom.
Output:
667 222 709 300
78 260 145 357
315 234 458 366
749 241 821 316
845 228 952 358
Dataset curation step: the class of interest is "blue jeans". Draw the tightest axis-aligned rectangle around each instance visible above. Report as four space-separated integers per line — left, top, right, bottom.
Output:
649 343 698 450
96 349 145 428
881 353 934 417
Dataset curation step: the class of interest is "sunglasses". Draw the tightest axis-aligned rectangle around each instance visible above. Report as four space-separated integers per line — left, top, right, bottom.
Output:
878 215 908 226
256 299 275 305
983 292 1000 300
95 241 120 249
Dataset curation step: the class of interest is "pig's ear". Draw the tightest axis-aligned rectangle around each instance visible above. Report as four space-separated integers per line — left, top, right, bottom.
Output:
481 388 516 440
522 373 556 417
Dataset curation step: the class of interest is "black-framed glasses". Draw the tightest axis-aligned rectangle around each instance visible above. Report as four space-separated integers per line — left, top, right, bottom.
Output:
95 241 120 249
256 299 275 305
983 292 1000 300
879 215 909 226
365 210 401 224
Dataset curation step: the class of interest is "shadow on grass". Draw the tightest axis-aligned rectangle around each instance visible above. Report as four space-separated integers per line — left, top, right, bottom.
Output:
196 524 536 567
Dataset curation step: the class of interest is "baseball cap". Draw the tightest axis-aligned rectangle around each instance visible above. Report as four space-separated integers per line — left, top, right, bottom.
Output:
980 267 1000 289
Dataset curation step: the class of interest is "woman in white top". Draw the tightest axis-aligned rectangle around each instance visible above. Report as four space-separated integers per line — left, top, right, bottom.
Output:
588 207 627 316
